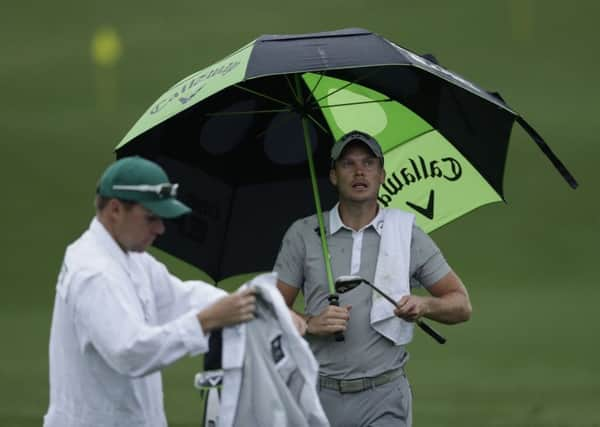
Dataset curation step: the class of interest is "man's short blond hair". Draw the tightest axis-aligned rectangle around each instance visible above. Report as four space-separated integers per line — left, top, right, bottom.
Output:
94 195 136 212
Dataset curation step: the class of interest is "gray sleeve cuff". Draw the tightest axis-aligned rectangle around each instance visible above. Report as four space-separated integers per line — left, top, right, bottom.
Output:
420 258 451 287
411 225 452 288
273 221 304 288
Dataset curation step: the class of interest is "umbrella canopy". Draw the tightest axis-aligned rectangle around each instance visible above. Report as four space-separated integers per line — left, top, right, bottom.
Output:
116 28 577 283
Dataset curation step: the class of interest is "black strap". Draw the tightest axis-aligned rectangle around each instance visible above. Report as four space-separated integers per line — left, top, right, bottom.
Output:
204 329 223 370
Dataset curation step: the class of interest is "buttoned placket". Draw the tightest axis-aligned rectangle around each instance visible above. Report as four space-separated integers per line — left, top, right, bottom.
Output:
350 229 364 275
329 204 385 277
348 218 384 276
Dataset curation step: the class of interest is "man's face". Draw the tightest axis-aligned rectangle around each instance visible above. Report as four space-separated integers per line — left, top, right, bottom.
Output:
112 202 165 252
329 142 385 203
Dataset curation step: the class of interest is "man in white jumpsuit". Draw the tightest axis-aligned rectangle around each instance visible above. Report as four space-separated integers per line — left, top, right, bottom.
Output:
44 156 257 427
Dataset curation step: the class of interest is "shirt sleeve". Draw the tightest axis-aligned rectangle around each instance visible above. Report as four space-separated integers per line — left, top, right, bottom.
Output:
71 268 213 378
145 256 227 324
273 221 305 289
409 225 451 288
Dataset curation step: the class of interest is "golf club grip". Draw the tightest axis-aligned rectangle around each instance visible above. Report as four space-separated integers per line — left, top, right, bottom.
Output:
328 294 345 342
334 331 345 342
417 320 446 344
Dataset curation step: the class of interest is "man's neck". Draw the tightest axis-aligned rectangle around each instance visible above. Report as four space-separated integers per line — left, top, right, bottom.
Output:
96 214 128 254
338 201 379 231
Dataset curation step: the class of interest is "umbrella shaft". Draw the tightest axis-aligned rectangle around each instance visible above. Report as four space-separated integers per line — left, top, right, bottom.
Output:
294 74 336 295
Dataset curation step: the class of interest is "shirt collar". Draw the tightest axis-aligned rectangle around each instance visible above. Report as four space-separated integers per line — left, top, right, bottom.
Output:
329 204 385 236
89 216 131 273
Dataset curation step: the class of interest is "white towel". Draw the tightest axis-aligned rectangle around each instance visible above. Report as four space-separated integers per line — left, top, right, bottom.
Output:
219 272 329 427
370 208 415 345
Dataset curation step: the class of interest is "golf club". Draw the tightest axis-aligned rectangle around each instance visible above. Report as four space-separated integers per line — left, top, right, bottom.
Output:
335 275 446 344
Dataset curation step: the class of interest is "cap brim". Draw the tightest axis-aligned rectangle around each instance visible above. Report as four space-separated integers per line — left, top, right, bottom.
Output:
141 198 192 219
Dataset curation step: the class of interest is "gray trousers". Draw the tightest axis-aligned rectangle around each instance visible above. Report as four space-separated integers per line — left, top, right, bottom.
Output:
318 374 412 427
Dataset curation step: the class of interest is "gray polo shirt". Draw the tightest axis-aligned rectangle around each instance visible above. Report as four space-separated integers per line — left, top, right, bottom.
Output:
274 207 450 379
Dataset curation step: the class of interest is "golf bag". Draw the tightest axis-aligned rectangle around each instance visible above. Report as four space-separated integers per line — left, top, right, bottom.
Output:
195 368 223 427
195 330 224 427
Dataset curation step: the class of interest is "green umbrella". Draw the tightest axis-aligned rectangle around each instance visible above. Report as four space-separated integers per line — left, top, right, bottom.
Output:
116 28 577 309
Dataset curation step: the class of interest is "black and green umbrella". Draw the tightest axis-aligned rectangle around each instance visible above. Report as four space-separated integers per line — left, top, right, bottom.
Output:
116 28 577 293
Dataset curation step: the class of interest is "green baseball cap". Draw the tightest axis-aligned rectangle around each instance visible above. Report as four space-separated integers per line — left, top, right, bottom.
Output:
97 156 192 219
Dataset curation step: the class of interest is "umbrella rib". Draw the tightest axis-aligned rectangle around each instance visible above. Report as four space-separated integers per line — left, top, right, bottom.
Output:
206 108 292 117
253 110 297 139
306 113 331 135
312 67 383 105
251 111 329 140
285 75 301 102
516 116 578 189
318 99 393 109
389 128 434 148
304 72 325 105
293 73 330 135
233 85 292 108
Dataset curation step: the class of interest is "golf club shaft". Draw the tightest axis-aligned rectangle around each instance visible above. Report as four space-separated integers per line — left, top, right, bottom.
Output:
366 281 446 345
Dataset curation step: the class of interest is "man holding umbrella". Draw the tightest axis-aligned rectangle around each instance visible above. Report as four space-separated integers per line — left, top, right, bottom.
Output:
44 156 257 427
274 130 472 426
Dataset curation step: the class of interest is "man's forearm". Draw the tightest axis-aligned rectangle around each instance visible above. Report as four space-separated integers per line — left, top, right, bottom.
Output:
423 291 472 324
292 309 310 321
287 308 309 336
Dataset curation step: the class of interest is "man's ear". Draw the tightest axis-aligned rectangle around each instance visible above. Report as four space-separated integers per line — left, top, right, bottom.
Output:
379 166 386 184
108 198 119 212
329 168 338 187
106 198 124 220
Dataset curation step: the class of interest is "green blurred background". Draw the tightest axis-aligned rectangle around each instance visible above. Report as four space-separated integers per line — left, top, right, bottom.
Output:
2 0 598 426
